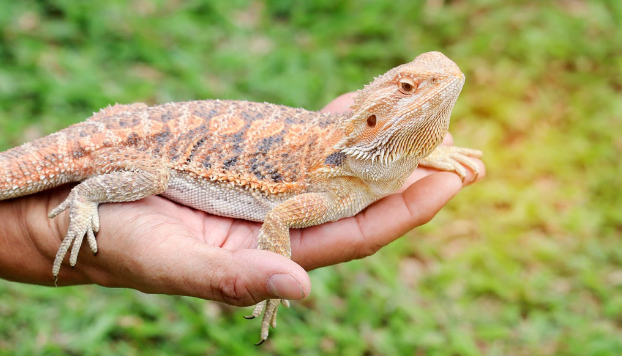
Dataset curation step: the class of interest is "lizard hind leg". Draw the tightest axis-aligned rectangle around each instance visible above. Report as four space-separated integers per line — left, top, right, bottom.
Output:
48 149 170 280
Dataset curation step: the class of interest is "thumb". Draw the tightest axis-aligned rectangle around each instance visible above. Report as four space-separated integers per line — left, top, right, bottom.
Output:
113 242 311 307
226 248 311 305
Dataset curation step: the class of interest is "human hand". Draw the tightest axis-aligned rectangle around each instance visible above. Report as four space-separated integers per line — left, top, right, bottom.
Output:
0 93 485 307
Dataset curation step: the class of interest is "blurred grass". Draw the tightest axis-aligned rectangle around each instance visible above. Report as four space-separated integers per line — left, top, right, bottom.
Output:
0 0 621 355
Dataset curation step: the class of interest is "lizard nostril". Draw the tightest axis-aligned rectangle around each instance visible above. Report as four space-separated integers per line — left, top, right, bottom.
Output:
367 115 377 128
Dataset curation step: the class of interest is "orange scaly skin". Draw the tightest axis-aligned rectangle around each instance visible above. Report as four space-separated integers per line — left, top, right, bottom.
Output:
0 52 482 343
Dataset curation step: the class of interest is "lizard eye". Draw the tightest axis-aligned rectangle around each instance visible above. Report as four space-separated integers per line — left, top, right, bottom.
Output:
398 79 417 95
431 77 438 84
367 115 377 127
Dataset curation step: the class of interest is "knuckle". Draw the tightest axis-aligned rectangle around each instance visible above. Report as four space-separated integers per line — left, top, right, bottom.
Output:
218 277 257 307
358 240 384 259
417 203 441 225
215 269 257 307
353 217 385 259
419 212 435 226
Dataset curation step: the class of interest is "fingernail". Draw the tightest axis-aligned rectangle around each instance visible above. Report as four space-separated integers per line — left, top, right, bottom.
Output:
268 274 305 300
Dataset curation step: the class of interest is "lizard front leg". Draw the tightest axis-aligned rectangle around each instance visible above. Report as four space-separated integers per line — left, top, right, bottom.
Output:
246 185 373 344
49 149 170 280
418 145 482 181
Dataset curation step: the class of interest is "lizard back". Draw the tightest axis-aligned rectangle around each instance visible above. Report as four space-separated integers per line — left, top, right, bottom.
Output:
1 100 348 220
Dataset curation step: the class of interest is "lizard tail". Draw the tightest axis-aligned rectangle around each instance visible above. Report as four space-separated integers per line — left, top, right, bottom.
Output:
0 131 84 201
0 102 152 201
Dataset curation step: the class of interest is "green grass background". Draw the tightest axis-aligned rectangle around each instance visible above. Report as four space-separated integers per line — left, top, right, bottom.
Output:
0 0 621 355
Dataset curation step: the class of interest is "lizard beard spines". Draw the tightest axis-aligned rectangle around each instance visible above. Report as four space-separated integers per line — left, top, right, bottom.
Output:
339 129 402 165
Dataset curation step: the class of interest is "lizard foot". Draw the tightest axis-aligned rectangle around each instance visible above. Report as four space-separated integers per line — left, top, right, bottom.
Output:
49 190 100 279
418 145 482 181
245 298 290 345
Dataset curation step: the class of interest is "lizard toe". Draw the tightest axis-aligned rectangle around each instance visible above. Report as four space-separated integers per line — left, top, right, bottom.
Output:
51 195 100 278
48 199 70 219
250 299 281 345
245 300 265 319
419 145 483 180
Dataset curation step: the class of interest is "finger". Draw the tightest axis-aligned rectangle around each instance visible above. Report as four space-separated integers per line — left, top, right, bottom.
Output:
89 235 310 307
464 156 486 185
442 133 454 146
292 172 464 270
320 92 356 113
397 167 438 192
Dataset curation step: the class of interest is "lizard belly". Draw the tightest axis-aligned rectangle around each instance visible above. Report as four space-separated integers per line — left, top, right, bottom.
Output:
161 172 282 222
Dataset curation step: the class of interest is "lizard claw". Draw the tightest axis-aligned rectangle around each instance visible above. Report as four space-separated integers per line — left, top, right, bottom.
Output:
418 145 482 181
50 190 100 278
246 298 289 345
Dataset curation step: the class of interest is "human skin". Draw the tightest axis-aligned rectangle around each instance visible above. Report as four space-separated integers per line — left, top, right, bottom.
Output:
0 92 485 306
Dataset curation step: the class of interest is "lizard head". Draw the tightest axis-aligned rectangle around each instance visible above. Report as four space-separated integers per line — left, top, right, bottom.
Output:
337 51 465 169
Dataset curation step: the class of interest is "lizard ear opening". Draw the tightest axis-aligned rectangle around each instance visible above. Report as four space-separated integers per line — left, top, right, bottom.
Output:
367 115 377 128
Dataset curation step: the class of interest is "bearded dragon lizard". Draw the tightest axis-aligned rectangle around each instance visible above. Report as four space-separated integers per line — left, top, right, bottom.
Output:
0 51 481 344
